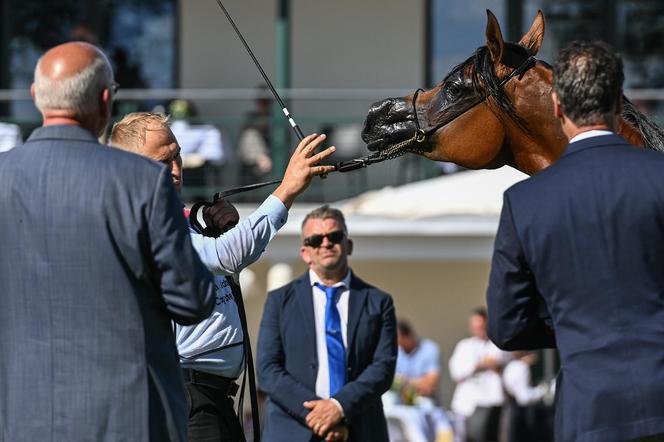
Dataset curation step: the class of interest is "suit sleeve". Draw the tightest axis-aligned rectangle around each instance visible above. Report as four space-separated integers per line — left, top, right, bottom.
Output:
333 293 397 421
257 289 320 423
487 193 555 350
148 168 215 325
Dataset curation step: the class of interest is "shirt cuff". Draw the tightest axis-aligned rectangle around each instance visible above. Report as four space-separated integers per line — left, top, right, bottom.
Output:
330 398 345 418
253 194 288 229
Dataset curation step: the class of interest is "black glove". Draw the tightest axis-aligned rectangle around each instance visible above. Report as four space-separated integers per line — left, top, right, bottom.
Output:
190 197 239 238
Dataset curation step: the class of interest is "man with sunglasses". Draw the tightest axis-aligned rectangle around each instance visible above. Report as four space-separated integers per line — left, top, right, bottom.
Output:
257 205 397 442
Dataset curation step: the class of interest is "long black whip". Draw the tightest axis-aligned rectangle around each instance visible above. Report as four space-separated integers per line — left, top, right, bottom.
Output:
211 0 411 200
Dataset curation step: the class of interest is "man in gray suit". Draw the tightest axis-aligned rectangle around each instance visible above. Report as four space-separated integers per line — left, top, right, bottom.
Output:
0 42 216 441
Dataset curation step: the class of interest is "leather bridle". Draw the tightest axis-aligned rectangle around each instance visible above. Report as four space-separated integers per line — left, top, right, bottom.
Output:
409 55 537 146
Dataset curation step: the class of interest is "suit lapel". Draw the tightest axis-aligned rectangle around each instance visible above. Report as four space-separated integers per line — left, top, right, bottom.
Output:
295 273 317 360
346 274 368 354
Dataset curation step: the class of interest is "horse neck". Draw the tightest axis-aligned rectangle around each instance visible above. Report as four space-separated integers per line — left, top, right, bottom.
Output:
617 118 644 146
502 67 568 175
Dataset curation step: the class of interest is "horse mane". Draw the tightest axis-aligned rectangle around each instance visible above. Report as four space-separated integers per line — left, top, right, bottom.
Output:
442 43 532 134
621 98 664 152
444 43 664 152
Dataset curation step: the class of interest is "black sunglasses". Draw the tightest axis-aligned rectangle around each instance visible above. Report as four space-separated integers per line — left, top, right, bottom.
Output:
303 230 345 248
110 82 120 95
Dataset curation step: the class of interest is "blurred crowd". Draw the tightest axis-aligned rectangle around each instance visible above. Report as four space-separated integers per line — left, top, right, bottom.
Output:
386 309 555 442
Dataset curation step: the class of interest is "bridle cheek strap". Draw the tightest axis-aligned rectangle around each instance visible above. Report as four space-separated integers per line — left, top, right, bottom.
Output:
412 56 537 143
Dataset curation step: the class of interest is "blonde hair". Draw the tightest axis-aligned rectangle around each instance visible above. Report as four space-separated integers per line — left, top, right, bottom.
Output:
110 112 171 152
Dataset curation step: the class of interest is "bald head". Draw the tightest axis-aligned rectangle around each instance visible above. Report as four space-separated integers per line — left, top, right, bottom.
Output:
33 42 115 135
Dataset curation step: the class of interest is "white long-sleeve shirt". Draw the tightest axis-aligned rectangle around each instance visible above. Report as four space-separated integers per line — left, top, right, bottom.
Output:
448 337 508 417
502 359 547 406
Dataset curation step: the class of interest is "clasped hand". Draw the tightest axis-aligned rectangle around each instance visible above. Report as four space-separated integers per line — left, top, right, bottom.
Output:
303 399 348 441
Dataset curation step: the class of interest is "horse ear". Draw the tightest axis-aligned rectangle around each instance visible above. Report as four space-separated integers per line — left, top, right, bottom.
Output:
519 10 545 55
485 10 505 63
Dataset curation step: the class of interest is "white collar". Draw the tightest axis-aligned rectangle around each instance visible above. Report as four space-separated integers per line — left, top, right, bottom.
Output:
569 129 614 144
309 269 352 289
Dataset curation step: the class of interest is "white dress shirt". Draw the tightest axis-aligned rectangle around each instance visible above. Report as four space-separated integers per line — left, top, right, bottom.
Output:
568 129 613 144
448 337 509 417
502 359 547 406
309 269 352 400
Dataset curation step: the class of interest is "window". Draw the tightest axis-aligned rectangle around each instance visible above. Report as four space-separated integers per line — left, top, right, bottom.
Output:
2 0 176 119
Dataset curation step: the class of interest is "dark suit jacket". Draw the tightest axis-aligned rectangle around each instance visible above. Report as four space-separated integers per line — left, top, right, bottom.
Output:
487 134 664 442
0 125 215 441
257 271 397 442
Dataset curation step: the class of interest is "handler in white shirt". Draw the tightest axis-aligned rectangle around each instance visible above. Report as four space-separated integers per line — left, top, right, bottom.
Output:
449 308 509 442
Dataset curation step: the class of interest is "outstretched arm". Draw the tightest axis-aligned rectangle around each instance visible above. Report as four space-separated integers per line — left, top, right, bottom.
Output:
191 134 336 275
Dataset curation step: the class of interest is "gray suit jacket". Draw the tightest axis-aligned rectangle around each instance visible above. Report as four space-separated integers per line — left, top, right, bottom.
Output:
0 125 215 441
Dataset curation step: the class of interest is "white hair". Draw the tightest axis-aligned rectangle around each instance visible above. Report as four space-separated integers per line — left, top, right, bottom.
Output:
33 53 113 118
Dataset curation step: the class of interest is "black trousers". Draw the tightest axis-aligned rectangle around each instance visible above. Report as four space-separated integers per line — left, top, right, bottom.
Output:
465 406 501 442
185 377 245 442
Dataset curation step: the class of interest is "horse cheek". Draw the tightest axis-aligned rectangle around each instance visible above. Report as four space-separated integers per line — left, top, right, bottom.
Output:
427 107 505 169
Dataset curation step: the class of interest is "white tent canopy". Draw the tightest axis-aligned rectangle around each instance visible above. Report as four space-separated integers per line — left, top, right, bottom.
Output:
339 166 529 219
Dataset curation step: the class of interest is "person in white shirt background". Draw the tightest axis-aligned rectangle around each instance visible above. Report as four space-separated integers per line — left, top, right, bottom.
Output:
501 352 553 442
448 308 509 442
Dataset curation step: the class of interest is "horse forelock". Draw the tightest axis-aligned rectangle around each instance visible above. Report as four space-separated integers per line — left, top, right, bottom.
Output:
433 43 534 134
473 44 531 133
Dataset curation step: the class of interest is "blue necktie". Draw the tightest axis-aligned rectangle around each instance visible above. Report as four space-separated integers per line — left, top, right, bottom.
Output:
316 283 346 396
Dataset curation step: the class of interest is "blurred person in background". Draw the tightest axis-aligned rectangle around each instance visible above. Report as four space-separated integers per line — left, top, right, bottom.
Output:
501 352 552 442
237 85 273 184
110 111 336 442
257 205 397 442
0 121 22 151
449 308 509 442
395 319 442 401
384 319 453 442
168 99 226 168
0 41 216 441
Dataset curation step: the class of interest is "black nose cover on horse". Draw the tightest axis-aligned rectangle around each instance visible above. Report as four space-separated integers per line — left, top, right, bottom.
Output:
362 97 418 151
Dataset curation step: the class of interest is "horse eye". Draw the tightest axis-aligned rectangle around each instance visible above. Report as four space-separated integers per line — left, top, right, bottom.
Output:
445 83 462 100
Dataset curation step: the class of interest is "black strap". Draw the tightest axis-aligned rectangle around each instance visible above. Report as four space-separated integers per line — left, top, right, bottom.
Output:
228 276 261 442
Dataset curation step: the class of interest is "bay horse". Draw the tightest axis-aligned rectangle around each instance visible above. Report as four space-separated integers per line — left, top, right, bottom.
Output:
361 10 664 176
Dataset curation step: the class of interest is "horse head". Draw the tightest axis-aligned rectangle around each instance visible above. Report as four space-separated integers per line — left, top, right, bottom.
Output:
361 10 661 175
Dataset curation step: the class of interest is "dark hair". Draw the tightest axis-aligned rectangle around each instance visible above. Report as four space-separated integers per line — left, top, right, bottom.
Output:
301 205 348 235
397 319 414 337
471 307 487 319
552 41 624 126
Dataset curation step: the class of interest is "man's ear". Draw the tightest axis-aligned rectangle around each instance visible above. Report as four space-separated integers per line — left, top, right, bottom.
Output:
551 91 562 119
300 246 311 266
101 87 112 115
346 238 353 257
30 83 36 100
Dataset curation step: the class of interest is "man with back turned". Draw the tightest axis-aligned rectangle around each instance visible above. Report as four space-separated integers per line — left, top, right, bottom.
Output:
487 41 664 441
0 42 215 441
